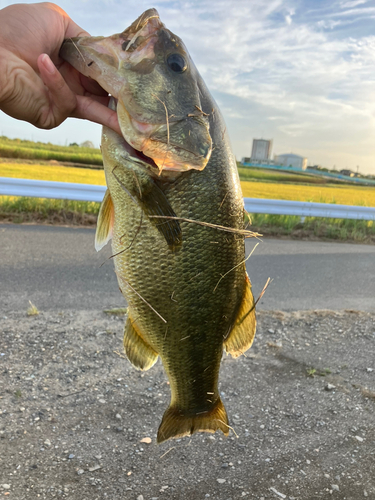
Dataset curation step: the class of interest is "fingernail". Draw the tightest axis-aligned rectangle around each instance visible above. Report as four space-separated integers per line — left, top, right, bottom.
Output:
41 54 56 75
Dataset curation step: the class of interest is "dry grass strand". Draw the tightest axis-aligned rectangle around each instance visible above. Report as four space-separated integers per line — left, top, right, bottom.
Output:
149 215 262 238
120 277 167 324
213 242 259 292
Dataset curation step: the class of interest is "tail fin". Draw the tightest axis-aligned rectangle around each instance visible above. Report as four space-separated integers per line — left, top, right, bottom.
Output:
157 398 229 443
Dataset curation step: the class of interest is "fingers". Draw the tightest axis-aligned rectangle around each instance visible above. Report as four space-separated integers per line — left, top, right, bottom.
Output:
74 95 122 135
38 53 121 135
63 14 90 39
37 53 77 128
80 74 108 97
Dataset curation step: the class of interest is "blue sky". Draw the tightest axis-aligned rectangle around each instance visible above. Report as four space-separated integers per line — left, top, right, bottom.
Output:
1 0 375 174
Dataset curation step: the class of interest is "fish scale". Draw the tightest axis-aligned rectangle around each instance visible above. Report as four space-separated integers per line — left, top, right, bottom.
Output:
60 8 256 443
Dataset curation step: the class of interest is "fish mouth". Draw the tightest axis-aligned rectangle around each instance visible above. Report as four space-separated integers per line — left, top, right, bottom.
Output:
60 8 212 174
108 97 161 174
108 97 211 177
116 98 212 173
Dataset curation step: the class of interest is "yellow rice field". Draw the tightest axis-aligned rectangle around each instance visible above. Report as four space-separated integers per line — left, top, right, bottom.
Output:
0 163 106 185
240 180 375 207
1 162 374 207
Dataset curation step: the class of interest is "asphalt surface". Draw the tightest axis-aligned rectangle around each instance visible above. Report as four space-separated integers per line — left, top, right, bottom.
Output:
1 308 375 499
1 223 374 313
0 224 375 312
1 225 375 499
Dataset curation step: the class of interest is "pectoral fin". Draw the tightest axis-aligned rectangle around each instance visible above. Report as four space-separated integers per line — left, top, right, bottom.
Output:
123 314 158 371
111 165 182 250
95 189 114 251
139 183 182 249
224 273 256 358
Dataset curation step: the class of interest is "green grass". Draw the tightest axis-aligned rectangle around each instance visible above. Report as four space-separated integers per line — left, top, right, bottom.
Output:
0 196 100 225
0 136 103 165
1 196 374 242
248 213 375 242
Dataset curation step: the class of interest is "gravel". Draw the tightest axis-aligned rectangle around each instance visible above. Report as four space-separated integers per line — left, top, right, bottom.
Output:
0 309 374 499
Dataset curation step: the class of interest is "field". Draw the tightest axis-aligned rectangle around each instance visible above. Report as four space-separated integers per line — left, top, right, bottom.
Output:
0 136 103 165
240 179 375 207
1 160 374 242
3 162 375 206
0 162 106 185
237 166 328 185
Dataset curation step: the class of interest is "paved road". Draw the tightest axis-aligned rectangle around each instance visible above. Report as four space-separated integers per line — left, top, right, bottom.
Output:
1 223 374 312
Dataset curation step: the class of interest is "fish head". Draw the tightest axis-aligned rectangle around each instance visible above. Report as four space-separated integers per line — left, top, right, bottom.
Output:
60 9 212 174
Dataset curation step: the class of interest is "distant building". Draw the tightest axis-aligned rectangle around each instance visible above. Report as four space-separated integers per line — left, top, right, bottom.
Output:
251 139 273 162
80 140 95 149
274 153 307 170
339 169 354 177
307 165 322 170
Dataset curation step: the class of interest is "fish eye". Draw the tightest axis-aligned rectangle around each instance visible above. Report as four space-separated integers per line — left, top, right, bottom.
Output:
167 54 187 73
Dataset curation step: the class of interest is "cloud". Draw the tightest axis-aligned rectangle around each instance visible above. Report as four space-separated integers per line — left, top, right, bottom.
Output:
0 0 374 173
340 0 368 8
154 0 375 172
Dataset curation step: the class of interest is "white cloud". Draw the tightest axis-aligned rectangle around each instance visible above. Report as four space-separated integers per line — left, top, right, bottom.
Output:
340 0 368 8
0 0 374 174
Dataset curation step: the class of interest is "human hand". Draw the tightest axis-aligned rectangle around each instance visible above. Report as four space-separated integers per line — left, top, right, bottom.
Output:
0 2 121 134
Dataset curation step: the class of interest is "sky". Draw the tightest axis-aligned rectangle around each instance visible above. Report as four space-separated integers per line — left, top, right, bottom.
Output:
0 0 375 175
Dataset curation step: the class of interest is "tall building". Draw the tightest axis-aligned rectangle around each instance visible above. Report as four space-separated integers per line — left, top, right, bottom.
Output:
251 139 273 162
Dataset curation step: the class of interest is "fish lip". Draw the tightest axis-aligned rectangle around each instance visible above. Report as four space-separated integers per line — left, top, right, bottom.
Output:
122 8 162 50
116 98 212 174
110 98 160 173
128 115 212 172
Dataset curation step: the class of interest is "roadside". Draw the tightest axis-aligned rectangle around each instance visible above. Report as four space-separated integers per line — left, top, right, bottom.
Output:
1 309 374 499
1 157 374 243
1 215 374 244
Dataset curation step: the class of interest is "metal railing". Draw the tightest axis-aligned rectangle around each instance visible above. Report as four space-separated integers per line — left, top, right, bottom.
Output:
0 177 105 202
1 177 375 220
243 197 375 221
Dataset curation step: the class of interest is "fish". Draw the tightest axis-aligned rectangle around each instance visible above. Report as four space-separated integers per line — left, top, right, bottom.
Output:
60 8 256 443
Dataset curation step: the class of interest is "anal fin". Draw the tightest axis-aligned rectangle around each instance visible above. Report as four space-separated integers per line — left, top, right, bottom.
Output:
123 314 158 371
95 189 114 251
157 397 229 443
224 272 256 358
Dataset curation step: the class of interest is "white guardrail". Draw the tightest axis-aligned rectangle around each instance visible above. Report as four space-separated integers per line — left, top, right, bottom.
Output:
1 177 375 220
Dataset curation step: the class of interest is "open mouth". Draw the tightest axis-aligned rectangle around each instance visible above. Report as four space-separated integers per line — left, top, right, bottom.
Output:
114 97 212 175
122 133 160 172
111 97 161 173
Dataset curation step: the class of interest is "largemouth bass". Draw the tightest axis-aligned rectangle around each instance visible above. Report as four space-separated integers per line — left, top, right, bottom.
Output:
60 9 256 443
